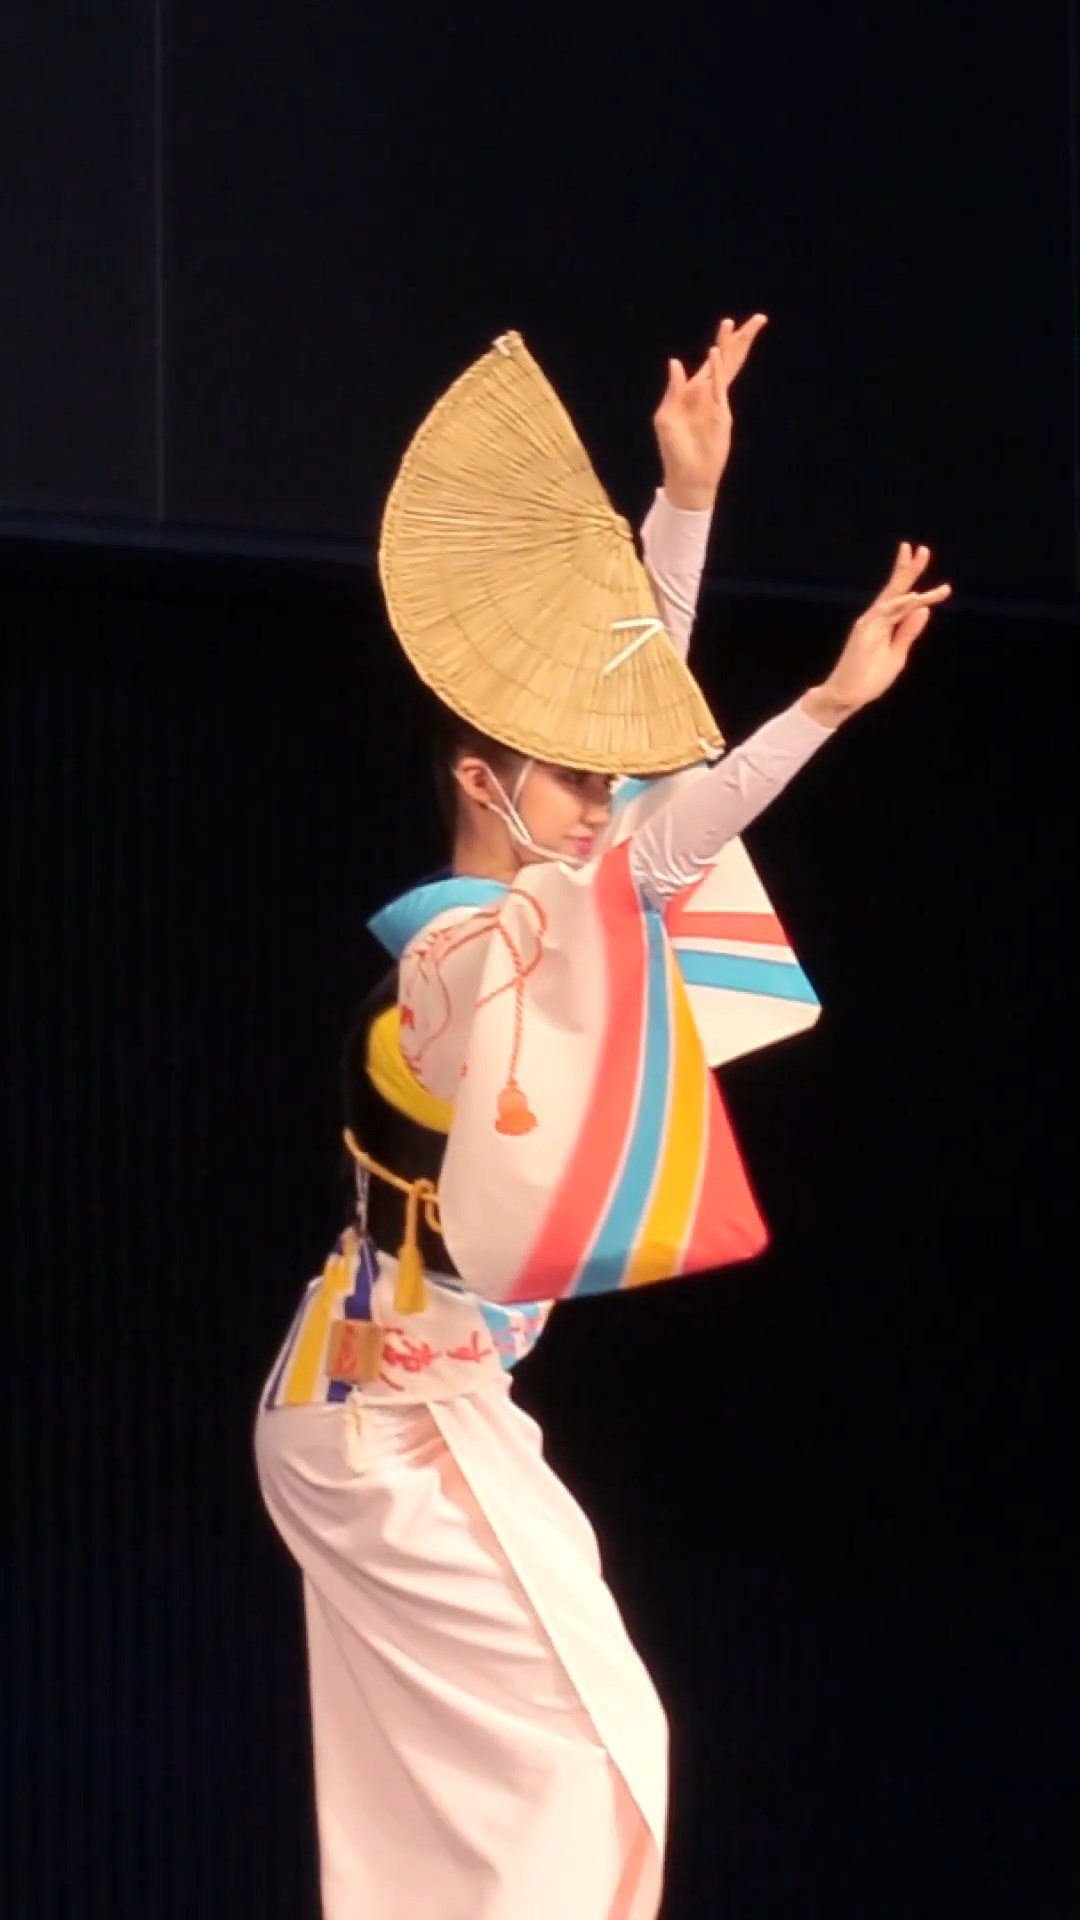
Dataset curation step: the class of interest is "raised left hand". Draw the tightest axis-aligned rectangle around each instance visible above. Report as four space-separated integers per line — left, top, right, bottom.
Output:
653 313 769 509
810 543 952 722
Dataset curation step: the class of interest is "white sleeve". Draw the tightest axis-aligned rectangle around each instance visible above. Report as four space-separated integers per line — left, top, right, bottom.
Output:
398 907 496 1102
640 487 712 663
628 700 835 907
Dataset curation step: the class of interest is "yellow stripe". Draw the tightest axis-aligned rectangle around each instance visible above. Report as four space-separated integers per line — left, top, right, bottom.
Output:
367 1005 453 1134
280 1235 358 1405
624 952 708 1288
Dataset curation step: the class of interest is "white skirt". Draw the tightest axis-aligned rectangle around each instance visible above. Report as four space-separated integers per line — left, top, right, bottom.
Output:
254 1377 668 1919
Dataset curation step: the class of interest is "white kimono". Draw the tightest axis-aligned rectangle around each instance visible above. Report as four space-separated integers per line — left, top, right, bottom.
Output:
255 490 832 1919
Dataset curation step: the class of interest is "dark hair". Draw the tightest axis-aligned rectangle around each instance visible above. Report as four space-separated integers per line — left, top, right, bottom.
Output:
429 704 525 838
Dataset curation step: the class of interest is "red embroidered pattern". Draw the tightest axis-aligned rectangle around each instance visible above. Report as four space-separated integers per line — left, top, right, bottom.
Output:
401 892 549 1132
376 1324 496 1391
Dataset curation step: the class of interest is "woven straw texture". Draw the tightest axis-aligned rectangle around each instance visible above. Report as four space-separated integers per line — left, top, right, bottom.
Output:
378 331 724 774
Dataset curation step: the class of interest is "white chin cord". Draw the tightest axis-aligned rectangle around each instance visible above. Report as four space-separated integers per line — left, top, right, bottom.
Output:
481 759 587 866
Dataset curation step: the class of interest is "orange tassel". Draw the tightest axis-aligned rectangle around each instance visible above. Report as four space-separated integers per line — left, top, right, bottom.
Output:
495 1081 537 1135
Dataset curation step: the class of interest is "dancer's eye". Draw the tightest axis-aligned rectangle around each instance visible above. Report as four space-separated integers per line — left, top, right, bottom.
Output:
555 768 614 801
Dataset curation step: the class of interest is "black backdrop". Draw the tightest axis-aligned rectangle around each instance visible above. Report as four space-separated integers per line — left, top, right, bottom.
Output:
2 0 1077 604
3 1 1079 1915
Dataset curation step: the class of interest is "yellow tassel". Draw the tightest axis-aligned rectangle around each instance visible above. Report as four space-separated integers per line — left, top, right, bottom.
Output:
393 1238 428 1315
393 1180 428 1314
341 1132 440 1316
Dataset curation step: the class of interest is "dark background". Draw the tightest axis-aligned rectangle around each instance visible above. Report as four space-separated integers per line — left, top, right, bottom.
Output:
3 1 1078 1915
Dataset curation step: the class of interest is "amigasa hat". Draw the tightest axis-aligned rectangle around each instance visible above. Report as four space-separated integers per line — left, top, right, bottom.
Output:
378 331 724 776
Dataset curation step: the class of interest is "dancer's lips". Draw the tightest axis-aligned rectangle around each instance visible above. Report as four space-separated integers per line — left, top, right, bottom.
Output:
567 835 595 857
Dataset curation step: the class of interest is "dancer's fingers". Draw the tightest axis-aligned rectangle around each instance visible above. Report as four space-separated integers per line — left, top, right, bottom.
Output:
708 345 732 407
873 584 951 620
892 604 932 656
880 541 912 595
882 541 934 596
719 312 768 380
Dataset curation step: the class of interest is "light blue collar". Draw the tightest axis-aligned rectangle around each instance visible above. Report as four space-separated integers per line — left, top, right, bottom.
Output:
367 876 508 959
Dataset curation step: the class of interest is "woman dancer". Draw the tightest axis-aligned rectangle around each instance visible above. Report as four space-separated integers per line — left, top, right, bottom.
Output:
255 320 949 1920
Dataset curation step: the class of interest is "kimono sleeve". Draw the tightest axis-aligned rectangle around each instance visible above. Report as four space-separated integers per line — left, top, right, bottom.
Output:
397 905 502 1103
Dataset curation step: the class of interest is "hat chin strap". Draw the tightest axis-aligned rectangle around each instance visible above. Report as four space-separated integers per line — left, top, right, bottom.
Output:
479 760 587 868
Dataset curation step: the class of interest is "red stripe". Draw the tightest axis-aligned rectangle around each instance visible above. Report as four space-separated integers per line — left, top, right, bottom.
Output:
680 1078 768 1274
665 904 789 947
506 842 647 1302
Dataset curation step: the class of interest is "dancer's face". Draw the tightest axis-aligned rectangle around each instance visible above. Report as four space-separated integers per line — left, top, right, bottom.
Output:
453 754 614 870
516 763 615 864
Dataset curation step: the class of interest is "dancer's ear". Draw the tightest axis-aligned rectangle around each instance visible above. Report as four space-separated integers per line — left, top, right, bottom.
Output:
453 755 496 810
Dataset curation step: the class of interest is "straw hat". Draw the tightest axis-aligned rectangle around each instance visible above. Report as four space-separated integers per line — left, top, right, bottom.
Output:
378 331 724 775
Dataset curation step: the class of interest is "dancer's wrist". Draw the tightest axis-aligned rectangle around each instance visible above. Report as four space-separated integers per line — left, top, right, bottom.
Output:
800 683 858 729
660 473 718 512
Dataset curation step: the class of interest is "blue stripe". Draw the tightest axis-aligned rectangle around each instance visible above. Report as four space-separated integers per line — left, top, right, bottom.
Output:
368 877 508 957
675 948 820 1006
573 909 672 1297
609 775 656 813
477 1299 547 1372
342 1235 379 1319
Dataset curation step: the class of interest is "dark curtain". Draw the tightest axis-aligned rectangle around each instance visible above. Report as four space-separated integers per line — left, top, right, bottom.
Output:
4 538 1076 1916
